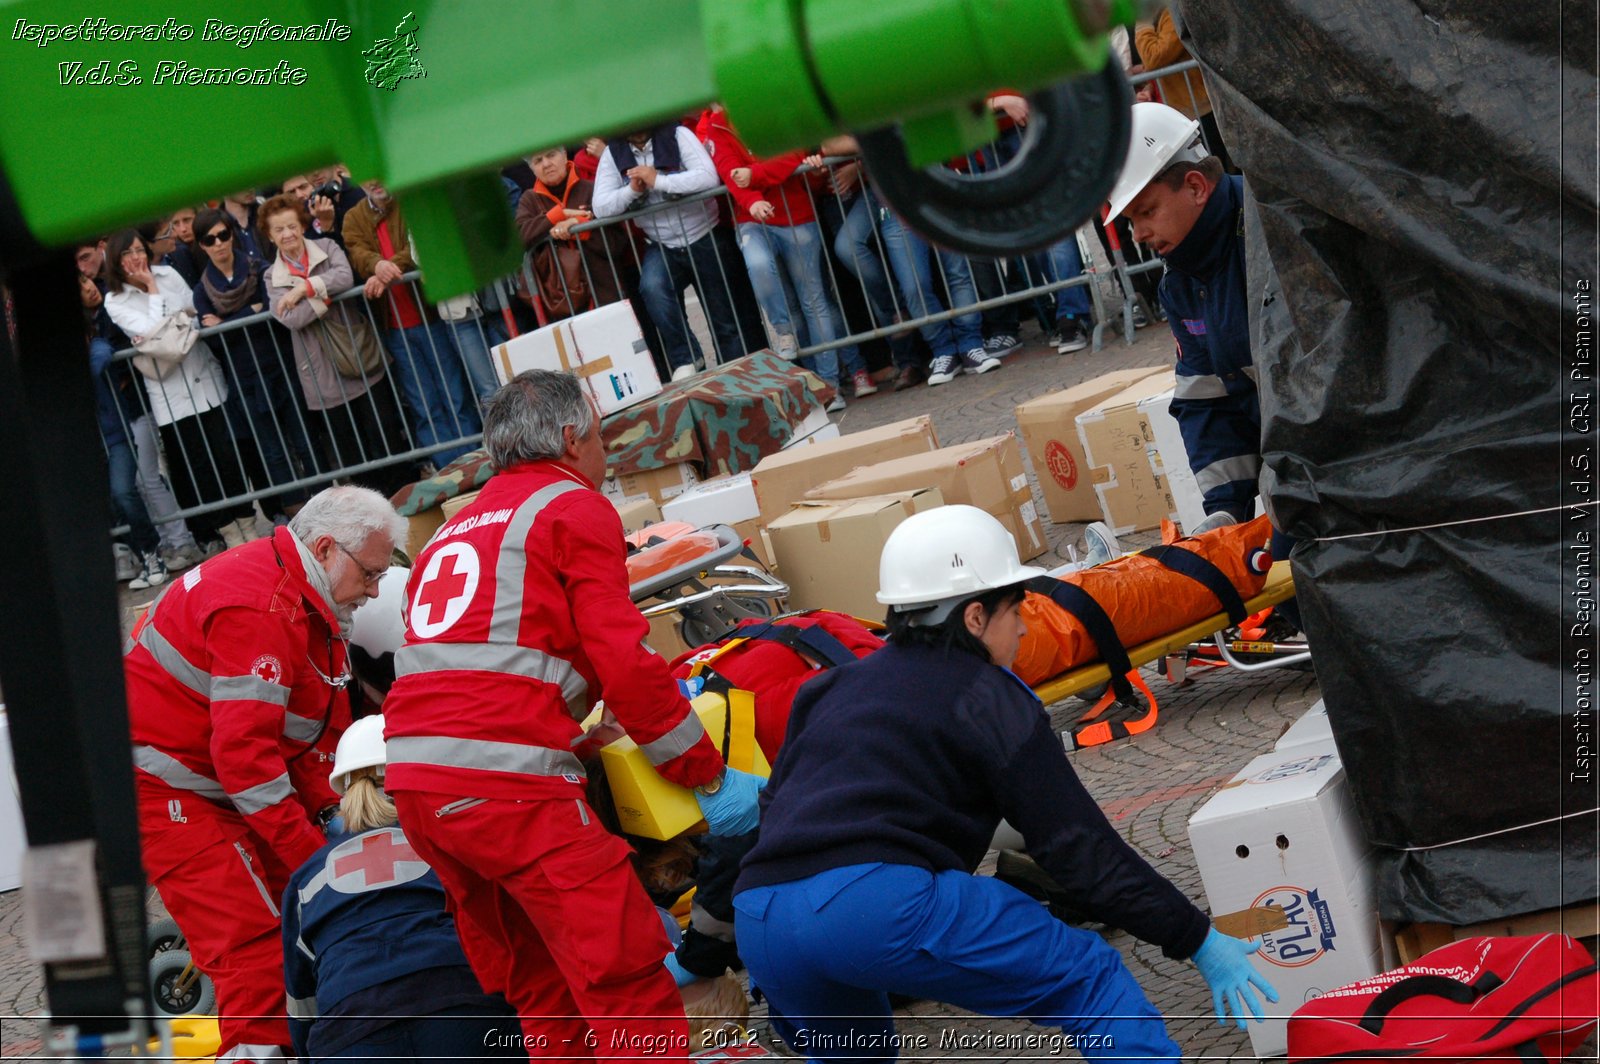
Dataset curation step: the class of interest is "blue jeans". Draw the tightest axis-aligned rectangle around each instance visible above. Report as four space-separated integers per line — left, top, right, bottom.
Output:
1046 235 1093 321
736 221 864 385
638 233 750 372
447 315 500 404
872 193 984 359
734 863 1180 1064
383 319 482 467
107 438 159 554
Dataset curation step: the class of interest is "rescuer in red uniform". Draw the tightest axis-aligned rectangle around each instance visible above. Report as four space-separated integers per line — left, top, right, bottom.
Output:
382 369 764 1059
124 485 406 1063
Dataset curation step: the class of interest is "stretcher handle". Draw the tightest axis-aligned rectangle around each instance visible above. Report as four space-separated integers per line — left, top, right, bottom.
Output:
1358 973 1504 1035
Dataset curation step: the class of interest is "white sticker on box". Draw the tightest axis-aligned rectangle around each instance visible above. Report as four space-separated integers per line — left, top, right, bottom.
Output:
23 840 106 962
1010 474 1028 493
1019 501 1041 547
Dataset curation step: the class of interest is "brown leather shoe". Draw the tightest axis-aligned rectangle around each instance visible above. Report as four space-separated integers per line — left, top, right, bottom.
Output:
893 364 927 391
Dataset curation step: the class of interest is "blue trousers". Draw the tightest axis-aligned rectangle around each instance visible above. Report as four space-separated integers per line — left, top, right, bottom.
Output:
735 220 865 384
382 320 481 467
871 194 984 359
323 1003 525 1063
733 863 1180 1064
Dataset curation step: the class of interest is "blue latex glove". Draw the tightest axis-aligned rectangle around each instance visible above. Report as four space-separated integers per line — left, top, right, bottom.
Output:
677 677 705 700
693 767 766 836
663 950 698 987
1193 926 1279 1030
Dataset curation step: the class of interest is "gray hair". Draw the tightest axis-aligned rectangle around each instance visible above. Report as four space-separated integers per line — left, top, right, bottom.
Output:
289 485 406 552
483 370 595 471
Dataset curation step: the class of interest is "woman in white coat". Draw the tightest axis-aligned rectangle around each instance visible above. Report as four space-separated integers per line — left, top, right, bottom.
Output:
104 228 257 547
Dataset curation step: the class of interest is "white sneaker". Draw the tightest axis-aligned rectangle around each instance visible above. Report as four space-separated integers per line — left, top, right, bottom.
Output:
1081 522 1120 567
161 543 208 571
926 354 960 386
128 551 168 591
1187 510 1240 536
670 364 697 383
773 335 801 361
218 518 249 551
960 348 1002 375
114 543 138 582
826 393 847 413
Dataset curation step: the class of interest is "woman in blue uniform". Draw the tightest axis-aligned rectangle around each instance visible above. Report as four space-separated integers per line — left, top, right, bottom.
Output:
281 715 523 1062
732 505 1277 1062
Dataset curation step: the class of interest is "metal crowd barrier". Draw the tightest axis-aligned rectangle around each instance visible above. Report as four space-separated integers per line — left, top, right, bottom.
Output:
100 58 1226 538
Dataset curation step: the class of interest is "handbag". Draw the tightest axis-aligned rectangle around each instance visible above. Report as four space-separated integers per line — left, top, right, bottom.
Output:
1287 934 1599 1063
533 241 591 320
315 309 386 380
131 312 198 381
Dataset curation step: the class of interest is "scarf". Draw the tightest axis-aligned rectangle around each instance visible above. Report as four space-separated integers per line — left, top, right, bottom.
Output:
291 529 354 636
201 256 261 317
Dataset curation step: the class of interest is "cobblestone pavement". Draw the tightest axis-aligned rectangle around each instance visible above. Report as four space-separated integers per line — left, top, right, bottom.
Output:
0 319 1322 1060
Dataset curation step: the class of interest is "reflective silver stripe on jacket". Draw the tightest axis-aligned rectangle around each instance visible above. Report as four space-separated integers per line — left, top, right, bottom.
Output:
229 772 294 815
1193 453 1263 495
1173 372 1231 401
137 623 210 697
394 642 586 717
282 710 325 743
285 993 318 1020
211 674 291 707
386 735 586 780
638 712 708 767
131 744 227 801
297 867 328 906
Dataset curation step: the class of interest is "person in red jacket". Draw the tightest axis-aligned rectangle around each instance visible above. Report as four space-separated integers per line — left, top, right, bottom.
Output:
697 106 872 408
124 484 405 1063
382 368 764 1060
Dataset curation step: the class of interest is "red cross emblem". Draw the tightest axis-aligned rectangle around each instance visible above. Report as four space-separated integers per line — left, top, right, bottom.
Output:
410 542 479 638
329 827 426 891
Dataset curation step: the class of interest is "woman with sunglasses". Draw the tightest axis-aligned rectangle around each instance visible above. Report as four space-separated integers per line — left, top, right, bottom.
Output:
103 227 259 550
193 208 318 516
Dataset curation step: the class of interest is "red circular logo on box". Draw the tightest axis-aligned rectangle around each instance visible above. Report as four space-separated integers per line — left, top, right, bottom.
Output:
1044 441 1078 490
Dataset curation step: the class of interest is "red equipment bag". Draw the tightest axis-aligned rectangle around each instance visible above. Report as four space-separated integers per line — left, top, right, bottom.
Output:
1287 934 1599 1063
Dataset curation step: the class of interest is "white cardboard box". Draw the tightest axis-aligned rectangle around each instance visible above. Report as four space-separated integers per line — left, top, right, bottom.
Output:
492 301 662 417
1274 699 1334 753
1134 386 1210 535
661 473 761 529
782 407 835 449
1187 741 1381 1057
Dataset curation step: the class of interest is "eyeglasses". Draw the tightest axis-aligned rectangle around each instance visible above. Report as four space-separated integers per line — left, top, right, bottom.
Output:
198 229 232 247
338 544 387 586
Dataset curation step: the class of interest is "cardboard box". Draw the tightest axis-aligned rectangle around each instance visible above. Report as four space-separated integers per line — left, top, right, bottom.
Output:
804 434 1047 561
403 507 446 557
601 462 700 507
767 489 944 618
600 689 771 840
661 474 760 529
785 420 841 449
611 496 662 535
492 300 662 416
783 406 834 448
1075 373 1183 534
1274 699 1334 753
1187 742 1382 1057
731 517 775 570
1014 367 1171 524
750 415 939 527
439 490 479 522
1135 383 1211 534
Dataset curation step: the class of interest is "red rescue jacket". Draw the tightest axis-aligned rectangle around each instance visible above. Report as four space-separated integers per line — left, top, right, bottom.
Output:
382 460 724 800
124 527 350 874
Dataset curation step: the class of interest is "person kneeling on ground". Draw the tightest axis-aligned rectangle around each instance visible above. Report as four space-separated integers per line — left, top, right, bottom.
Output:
732 505 1277 1062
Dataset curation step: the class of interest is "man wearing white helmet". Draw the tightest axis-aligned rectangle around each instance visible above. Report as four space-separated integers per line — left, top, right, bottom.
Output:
732 506 1276 1062
1107 102 1260 526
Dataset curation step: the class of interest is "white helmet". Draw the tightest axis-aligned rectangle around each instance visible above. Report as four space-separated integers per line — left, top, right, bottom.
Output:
876 505 1047 623
329 714 387 794
1105 102 1209 221
349 565 410 656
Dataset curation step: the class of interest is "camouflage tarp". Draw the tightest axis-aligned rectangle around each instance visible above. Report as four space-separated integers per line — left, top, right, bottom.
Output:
390 352 832 516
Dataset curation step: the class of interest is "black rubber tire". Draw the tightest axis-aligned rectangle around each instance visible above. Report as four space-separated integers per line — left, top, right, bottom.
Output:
150 950 216 1016
858 63 1133 257
146 916 183 957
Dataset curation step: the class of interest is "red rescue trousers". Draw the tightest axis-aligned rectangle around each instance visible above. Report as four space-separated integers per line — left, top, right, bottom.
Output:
136 780 294 1059
394 791 689 1061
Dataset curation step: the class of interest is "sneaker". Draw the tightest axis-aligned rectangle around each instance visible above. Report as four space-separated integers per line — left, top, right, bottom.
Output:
851 370 878 397
161 543 207 572
113 543 138 582
983 334 1021 357
128 551 168 591
1131 302 1151 328
1081 521 1121 567
926 354 961 386
1051 318 1090 353
960 348 1002 375
894 364 927 391
670 364 697 383
773 334 801 361
826 392 847 413
1187 510 1240 536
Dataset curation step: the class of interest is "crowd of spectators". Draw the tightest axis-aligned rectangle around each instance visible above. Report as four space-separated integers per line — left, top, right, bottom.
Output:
88 18 1213 586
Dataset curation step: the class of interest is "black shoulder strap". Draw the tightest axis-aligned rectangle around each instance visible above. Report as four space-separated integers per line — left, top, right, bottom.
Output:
1141 545 1249 624
1024 577 1137 704
736 619 857 669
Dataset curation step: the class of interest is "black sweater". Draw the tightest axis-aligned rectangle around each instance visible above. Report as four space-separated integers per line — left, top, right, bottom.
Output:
735 642 1211 960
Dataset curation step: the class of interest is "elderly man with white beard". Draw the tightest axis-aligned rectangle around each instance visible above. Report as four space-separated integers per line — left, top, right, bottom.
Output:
122 485 403 1063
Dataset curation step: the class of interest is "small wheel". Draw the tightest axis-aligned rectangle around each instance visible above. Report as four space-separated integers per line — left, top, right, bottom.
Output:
150 950 216 1016
147 917 183 957
858 63 1133 257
